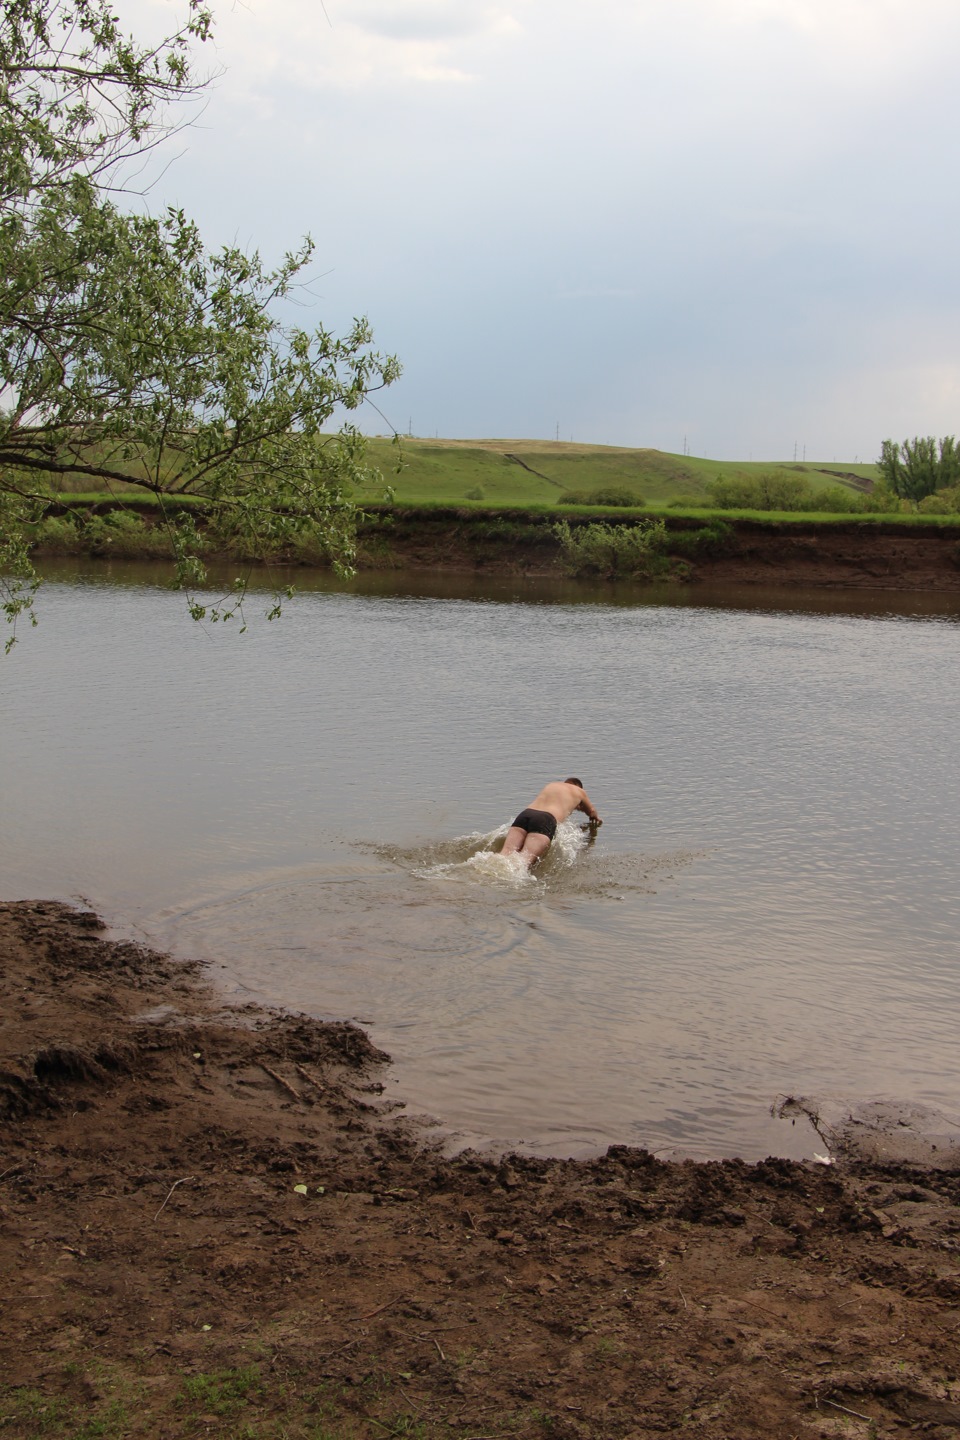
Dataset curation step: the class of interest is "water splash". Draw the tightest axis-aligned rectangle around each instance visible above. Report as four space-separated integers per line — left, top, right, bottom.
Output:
369 826 703 896
447 847 538 889
376 820 590 890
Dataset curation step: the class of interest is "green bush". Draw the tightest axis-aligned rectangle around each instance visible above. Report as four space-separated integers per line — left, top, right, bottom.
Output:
464 485 485 501
34 508 172 557
33 514 82 551
667 520 734 558
707 472 815 510
557 485 646 508
554 518 667 577
919 484 960 514
855 482 899 513
88 509 174 557
807 485 864 513
706 471 877 513
468 517 547 546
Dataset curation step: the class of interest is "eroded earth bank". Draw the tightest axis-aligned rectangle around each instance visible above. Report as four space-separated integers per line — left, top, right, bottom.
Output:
3 902 960 1439
352 512 960 591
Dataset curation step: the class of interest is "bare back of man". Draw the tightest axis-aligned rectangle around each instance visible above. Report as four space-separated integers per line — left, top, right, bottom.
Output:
501 778 601 868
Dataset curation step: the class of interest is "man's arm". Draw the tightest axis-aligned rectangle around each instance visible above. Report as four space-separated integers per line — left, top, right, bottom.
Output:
576 789 602 825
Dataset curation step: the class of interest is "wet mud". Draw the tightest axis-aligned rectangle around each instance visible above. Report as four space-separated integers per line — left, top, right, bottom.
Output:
3 900 960 1439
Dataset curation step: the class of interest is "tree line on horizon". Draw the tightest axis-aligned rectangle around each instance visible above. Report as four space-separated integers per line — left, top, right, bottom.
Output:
877 437 960 508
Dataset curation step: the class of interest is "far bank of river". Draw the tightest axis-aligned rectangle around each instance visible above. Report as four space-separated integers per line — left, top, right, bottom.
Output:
355 509 960 591
31 503 960 591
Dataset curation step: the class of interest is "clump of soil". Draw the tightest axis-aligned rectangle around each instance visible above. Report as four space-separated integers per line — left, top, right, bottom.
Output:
3 900 960 1439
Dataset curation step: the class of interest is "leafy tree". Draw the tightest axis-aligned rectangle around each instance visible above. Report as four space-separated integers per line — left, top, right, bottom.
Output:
1 0 399 648
877 436 960 504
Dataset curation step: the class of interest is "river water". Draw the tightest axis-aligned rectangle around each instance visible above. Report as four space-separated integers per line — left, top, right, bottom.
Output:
3 561 960 1161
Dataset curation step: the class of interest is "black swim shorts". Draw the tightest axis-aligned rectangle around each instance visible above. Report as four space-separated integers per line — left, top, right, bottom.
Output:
511 807 558 840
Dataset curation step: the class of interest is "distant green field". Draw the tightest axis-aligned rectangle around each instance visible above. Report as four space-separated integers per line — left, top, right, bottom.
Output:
356 437 879 507
40 436 882 515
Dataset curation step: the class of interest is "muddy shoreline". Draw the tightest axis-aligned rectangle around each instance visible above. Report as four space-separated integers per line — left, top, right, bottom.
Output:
3 900 960 1438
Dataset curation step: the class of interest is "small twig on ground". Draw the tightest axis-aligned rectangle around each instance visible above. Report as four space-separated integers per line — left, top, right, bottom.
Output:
350 1293 412 1323
294 1062 325 1092
315 1336 361 1364
735 1296 786 1323
258 1063 302 1103
432 1338 447 1362
815 1396 873 1423
678 1287 689 1310
153 1175 194 1222
0 1164 25 1182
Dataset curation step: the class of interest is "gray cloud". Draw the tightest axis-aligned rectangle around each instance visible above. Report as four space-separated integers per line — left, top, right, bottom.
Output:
147 0 960 458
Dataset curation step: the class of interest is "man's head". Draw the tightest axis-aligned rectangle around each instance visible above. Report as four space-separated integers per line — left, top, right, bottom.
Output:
565 776 583 789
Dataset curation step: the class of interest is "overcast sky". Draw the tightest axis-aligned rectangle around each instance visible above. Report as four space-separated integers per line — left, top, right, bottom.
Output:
136 0 960 460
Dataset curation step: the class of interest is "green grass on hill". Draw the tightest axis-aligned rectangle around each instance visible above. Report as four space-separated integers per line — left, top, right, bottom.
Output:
357 437 879 507
37 436 884 518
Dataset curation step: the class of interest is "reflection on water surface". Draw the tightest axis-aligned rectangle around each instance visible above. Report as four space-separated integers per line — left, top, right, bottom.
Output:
2 563 960 1159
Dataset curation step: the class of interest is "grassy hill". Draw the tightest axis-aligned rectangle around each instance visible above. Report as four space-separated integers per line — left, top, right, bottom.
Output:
38 436 882 516
354 437 879 508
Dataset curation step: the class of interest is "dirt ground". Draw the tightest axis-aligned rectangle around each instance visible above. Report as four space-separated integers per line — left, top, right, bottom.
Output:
3 902 960 1440
687 526 960 592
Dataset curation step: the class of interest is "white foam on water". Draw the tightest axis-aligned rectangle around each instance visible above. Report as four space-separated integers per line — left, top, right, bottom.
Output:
453 848 536 888
548 819 590 869
413 819 588 889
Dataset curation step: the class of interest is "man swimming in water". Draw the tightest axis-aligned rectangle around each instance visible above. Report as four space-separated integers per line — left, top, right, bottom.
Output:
501 778 602 868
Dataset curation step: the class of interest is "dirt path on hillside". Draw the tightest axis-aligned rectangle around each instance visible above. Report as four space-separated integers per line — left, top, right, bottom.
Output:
3 901 960 1439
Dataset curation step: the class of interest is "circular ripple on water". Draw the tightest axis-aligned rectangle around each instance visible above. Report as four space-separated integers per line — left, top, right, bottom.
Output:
157 861 530 1022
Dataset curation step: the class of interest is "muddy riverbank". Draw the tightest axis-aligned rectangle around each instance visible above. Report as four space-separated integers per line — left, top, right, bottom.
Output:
3 900 960 1439
31 504 960 590
355 510 960 590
